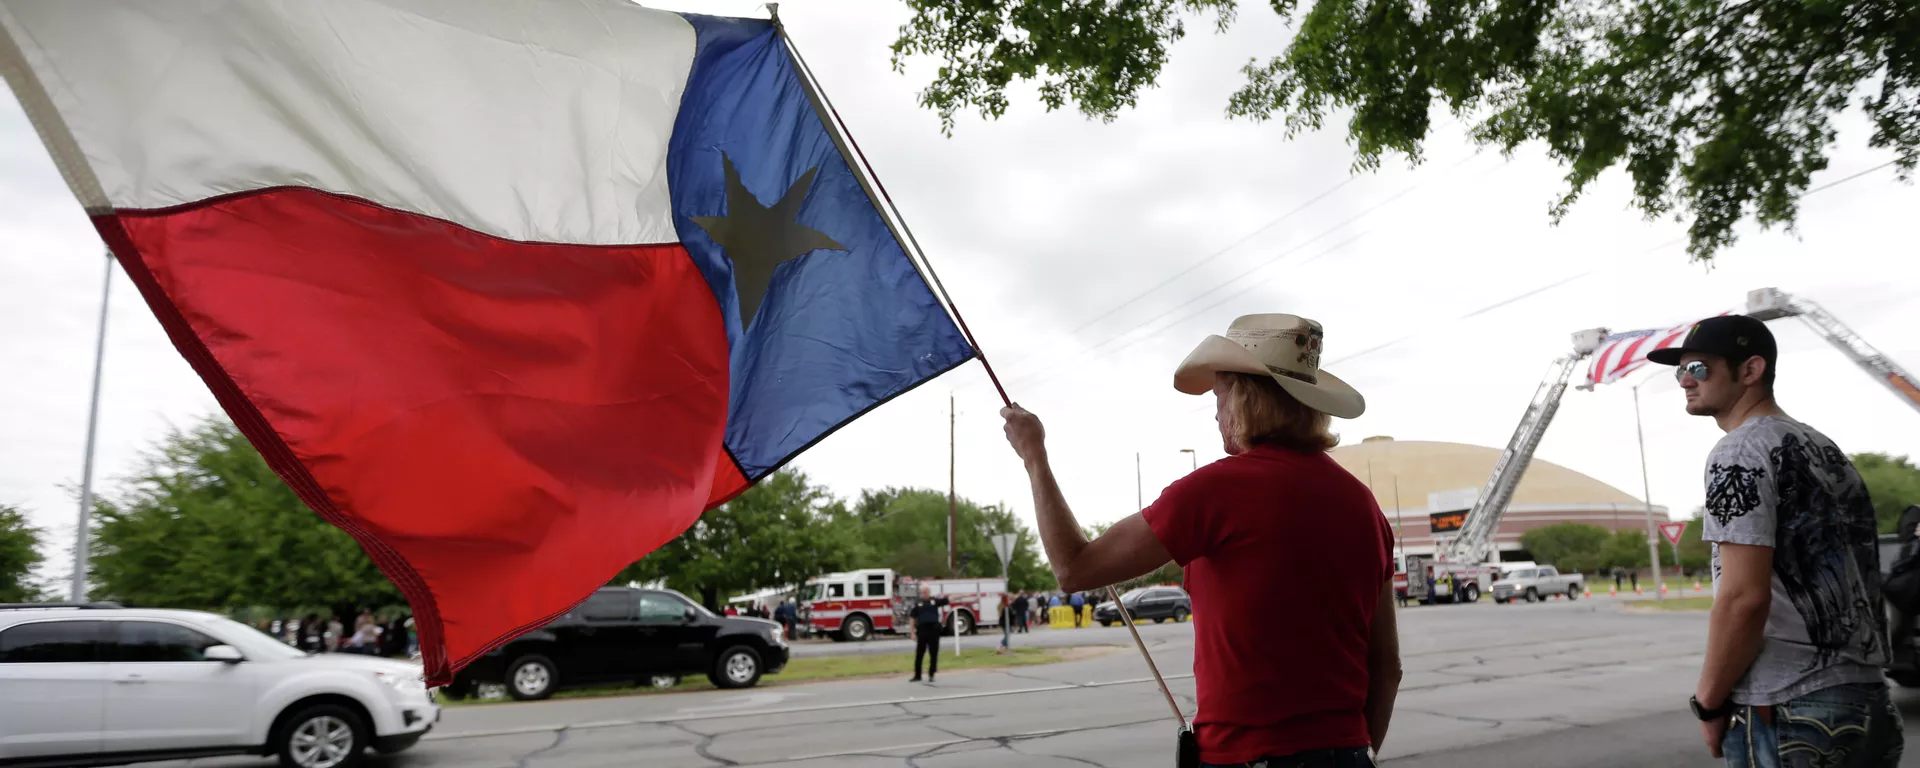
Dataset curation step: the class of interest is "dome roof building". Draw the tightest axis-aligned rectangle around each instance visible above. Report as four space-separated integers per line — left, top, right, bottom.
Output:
1327 436 1669 561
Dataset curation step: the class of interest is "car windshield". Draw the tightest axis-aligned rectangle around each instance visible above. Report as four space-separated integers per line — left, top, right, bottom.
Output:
200 616 308 660
802 584 823 602
1119 588 1150 603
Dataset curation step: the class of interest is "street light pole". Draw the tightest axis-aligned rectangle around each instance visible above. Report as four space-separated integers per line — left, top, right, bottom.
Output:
1179 448 1196 472
71 251 112 603
1632 383 1667 600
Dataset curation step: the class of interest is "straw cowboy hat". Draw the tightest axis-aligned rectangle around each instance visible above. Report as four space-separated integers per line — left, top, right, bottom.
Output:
1173 314 1366 419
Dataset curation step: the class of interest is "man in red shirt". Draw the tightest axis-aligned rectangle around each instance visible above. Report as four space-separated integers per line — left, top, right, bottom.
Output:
1003 313 1400 767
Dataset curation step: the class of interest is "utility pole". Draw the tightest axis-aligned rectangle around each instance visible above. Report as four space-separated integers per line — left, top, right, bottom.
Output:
1180 448 1197 472
1393 477 1406 566
1633 384 1666 599
949 392 956 576
71 251 112 602
1121 453 1136 514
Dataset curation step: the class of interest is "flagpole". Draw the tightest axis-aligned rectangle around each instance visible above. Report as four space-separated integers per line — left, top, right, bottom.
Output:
771 9 1011 408
71 251 112 602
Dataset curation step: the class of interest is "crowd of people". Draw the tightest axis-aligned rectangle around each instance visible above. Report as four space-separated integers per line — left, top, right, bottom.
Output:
248 609 417 657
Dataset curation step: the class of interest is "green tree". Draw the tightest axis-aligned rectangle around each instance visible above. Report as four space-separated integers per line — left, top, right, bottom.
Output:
89 418 399 614
892 0 1917 260
1601 529 1654 572
616 470 861 611
1678 516 1712 574
847 488 1056 592
1519 523 1608 573
1854 453 1920 534
0 504 44 603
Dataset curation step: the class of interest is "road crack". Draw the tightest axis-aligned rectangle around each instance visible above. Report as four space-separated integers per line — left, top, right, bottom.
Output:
510 726 568 768
664 721 739 766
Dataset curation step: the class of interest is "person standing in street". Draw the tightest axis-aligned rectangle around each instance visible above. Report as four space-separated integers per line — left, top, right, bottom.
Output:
1002 314 1400 767
908 586 949 683
1069 591 1085 627
1649 315 1902 766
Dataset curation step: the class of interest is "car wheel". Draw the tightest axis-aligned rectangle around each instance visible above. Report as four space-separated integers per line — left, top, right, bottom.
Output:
952 610 973 636
1524 588 1539 604
1173 606 1190 623
1154 617 1166 623
650 674 681 690
436 678 477 701
1100 619 1114 627
507 654 558 701
275 703 366 768
1567 586 1580 601
712 645 763 689
842 614 871 642
1462 584 1481 603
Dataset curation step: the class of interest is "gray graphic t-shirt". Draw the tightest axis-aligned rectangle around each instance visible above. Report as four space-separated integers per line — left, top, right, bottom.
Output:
1704 416 1889 704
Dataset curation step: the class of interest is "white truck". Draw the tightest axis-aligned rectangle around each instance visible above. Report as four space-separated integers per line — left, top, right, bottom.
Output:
1491 565 1585 604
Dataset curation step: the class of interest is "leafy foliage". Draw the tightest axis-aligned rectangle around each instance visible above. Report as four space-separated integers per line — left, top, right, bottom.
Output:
1676 516 1711 573
0 504 44 603
88 418 399 613
1853 452 1920 534
844 487 1057 592
614 470 862 610
893 0 1918 260
1519 522 1608 573
1600 528 1654 571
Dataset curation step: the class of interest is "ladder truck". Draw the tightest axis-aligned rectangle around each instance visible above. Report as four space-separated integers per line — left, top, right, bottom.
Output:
1745 288 1920 414
1403 328 1611 605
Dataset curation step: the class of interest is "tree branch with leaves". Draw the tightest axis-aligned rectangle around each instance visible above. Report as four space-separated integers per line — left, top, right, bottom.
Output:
892 0 1917 260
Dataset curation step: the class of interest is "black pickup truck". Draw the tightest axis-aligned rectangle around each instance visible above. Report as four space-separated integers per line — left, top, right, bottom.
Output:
442 587 789 700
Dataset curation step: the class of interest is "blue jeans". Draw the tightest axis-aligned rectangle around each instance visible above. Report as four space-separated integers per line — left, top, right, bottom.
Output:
1723 682 1904 767
1202 747 1373 768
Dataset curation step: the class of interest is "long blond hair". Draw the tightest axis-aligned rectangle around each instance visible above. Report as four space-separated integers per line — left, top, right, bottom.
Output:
1219 372 1338 453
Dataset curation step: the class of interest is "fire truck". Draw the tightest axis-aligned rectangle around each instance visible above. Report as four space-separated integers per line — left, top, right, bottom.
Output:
797 568 1006 642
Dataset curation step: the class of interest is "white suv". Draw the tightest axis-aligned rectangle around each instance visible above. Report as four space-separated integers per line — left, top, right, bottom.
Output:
0 603 438 768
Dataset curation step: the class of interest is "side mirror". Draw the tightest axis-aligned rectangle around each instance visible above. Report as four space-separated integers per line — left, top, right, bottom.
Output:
204 645 245 664
683 608 697 622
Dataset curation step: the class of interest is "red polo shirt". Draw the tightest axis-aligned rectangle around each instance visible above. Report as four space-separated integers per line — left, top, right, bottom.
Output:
1142 444 1392 764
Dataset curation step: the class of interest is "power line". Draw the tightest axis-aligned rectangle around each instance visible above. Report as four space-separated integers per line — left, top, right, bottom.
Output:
1168 156 1906 412
997 151 1489 393
985 118 1469 376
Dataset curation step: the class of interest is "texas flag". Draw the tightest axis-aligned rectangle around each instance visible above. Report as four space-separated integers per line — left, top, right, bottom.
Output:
0 1 974 683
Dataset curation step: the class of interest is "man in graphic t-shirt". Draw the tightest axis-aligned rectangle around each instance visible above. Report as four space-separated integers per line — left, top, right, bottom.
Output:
1649 315 1902 766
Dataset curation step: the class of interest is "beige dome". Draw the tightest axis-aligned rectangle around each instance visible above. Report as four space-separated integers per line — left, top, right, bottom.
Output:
1329 437 1667 558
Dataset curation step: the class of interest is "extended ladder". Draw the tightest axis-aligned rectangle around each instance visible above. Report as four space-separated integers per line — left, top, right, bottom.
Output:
1444 329 1609 565
1746 288 1920 415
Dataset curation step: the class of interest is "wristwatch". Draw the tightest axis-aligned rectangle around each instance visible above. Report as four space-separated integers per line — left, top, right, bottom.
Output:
1690 695 1734 721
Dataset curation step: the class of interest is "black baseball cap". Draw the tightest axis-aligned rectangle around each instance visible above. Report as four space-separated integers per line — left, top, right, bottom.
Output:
1645 315 1777 368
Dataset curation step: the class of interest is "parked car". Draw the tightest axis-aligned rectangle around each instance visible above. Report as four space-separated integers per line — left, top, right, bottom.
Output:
443 587 788 701
1491 565 1585 604
1093 587 1191 626
0 602 437 768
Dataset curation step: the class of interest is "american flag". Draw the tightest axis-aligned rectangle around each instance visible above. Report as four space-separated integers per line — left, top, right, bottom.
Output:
1585 314 1725 387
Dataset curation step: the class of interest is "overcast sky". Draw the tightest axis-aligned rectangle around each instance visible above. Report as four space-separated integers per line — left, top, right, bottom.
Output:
3 0 1917 590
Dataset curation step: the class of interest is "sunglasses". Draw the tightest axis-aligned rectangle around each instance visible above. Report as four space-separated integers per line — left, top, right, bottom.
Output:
1673 360 1711 383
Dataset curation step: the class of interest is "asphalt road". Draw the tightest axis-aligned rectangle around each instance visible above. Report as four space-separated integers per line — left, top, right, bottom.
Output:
159 597 1920 767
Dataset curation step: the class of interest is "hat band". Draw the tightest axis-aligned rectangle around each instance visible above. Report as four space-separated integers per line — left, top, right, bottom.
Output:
1266 364 1318 386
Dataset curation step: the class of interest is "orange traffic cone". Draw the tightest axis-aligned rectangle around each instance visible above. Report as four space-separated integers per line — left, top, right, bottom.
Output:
1609 586 1617 597
1584 588 1593 599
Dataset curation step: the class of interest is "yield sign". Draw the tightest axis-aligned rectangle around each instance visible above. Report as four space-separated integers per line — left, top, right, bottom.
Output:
1659 522 1687 546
